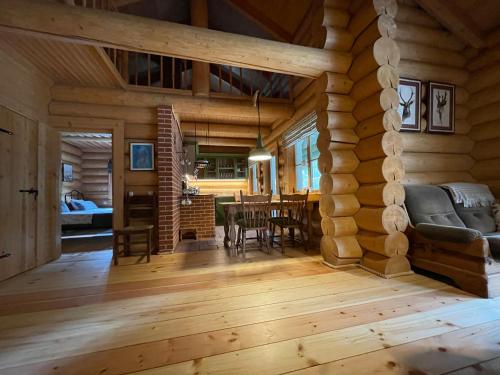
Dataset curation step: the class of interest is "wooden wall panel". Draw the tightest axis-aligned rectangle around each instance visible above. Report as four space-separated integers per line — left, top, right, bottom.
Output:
0 45 60 274
61 141 82 201
395 0 474 186
468 28 500 198
81 151 112 206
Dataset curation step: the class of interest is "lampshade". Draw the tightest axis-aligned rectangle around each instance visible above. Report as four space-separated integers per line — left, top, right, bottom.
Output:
248 133 272 161
248 91 272 162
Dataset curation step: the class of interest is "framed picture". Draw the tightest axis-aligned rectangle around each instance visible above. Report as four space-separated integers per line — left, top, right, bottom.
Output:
62 163 73 182
130 142 154 171
428 82 455 134
398 78 421 132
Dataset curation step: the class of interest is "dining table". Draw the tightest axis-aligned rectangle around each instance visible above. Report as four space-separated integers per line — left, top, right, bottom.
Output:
220 194 320 257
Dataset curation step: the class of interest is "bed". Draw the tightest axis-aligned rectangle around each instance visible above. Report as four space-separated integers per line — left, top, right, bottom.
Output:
61 190 113 229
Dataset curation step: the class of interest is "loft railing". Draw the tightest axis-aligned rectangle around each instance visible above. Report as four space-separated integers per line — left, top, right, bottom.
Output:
73 0 117 11
73 1 291 99
103 49 291 99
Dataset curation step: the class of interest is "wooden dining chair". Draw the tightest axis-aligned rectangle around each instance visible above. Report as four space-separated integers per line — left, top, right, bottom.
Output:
269 190 309 254
113 194 157 265
236 191 272 258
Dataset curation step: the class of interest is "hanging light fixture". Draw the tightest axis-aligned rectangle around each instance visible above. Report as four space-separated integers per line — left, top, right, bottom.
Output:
194 122 209 169
195 123 210 169
248 90 272 161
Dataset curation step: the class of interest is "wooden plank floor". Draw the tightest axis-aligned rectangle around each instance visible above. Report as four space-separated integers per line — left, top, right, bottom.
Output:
0 236 499 374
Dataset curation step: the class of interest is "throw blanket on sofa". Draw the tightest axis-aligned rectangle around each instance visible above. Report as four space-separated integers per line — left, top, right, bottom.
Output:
440 183 495 208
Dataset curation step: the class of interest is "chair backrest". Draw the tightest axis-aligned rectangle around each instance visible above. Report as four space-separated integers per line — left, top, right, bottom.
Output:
239 190 272 229
404 185 465 227
125 193 157 226
278 189 308 225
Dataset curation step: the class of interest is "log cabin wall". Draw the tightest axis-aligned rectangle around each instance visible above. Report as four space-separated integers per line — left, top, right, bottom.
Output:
81 150 112 206
347 0 410 276
313 0 362 267
61 141 83 200
468 28 500 198
394 0 475 185
0 46 60 269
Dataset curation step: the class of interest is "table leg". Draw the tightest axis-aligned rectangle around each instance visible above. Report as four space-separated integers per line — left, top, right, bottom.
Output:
223 206 230 248
229 207 237 256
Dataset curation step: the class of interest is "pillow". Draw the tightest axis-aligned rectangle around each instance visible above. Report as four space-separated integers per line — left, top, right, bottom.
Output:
67 199 82 211
493 202 500 232
81 200 98 210
71 199 98 211
60 201 70 213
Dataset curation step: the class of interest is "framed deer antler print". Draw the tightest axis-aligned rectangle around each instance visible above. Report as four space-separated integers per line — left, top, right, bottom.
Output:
428 82 455 134
398 78 421 132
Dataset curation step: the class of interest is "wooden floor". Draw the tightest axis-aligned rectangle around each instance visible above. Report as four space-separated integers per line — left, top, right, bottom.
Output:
1 237 500 374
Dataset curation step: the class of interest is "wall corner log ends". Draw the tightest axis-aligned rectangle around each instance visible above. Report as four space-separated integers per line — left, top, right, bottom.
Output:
314 0 410 275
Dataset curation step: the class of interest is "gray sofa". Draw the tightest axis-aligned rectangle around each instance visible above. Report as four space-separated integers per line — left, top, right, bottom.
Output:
404 185 500 298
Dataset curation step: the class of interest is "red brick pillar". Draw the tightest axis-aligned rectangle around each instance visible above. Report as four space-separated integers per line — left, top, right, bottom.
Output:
157 106 182 252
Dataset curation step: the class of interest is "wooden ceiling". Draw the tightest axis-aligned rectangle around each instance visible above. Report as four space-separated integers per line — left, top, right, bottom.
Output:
0 32 124 88
62 132 112 152
452 0 500 34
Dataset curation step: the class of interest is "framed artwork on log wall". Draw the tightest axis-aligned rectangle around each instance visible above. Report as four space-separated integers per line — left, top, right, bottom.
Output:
428 82 455 134
398 78 421 132
130 142 154 171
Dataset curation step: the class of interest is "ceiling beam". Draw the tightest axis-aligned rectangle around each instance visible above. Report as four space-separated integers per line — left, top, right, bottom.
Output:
415 0 485 49
225 0 293 42
181 122 269 139
184 136 256 148
50 85 294 123
0 0 350 78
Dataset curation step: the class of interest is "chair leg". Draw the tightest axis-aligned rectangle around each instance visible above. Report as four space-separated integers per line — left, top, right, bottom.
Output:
264 229 271 254
242 230 247 259
271 223 276 248
147 230 152 262
113 233 119 266
236 226 241 249
299 228 307 252
124 235 130 257
280 226 285 254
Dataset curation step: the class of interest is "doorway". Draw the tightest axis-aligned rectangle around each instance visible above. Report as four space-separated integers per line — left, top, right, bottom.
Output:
59 132 114 253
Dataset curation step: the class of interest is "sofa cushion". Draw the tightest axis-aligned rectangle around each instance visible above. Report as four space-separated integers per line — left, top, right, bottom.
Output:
452 203 496 234
484 233 500 259
416 223 482 243
404 185 466 227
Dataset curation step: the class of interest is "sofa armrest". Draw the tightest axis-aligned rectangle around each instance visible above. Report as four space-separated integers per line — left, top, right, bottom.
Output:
415 223 482 243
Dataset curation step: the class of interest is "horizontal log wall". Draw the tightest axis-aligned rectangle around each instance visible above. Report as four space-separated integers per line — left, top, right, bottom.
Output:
81 150 112 206
468 27 500 198
61 141 82 201
395 0 474 186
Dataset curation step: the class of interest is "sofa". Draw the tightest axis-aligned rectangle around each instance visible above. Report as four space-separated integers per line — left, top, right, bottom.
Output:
404 185 500 298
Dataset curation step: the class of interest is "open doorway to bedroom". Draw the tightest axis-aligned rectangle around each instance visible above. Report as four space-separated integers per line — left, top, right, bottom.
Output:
60 132 114 253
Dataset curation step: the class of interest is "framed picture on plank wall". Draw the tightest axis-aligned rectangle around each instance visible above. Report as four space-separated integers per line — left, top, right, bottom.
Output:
428 82 455 134
130 142 154 171
397 78 421 132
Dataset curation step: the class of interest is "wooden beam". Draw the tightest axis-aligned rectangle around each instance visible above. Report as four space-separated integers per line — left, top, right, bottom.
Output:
0 0 350 78
50 85 294 123
184 136 256 147
181 122 270 139
415 0 484 49
226 0 293 42
191 0 210 96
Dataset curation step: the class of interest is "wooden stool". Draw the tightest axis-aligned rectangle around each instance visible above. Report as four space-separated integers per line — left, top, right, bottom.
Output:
113 225 153 265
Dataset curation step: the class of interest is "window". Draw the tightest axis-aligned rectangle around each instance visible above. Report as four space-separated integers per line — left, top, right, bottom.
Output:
293 129 320 192
251 163 258 193
270 156 277 195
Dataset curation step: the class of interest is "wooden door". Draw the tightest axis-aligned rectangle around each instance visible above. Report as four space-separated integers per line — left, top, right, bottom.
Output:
0 106 38 281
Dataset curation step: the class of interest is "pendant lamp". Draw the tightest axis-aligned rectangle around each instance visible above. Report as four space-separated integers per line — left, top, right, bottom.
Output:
248 90 272 161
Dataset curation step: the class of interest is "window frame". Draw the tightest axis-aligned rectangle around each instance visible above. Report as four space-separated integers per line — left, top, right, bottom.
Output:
291 129 319 193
